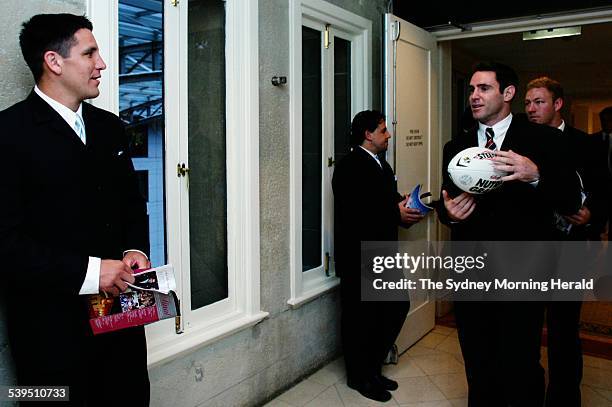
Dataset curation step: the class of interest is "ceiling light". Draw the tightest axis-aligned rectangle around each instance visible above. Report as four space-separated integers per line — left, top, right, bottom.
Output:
523 26 581 41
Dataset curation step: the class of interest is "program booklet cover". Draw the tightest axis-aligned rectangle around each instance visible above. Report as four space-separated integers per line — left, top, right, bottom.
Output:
88 264 179 335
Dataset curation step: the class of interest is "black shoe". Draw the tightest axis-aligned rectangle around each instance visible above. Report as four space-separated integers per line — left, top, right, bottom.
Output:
376 374 398 391
347 377 392 402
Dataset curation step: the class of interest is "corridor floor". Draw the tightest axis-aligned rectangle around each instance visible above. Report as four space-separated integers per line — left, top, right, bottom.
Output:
265 326 612 407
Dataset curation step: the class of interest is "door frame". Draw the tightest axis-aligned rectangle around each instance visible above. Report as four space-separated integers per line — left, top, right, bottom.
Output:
384 7 612 351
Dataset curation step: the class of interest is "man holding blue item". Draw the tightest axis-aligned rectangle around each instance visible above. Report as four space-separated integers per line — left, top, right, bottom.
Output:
332 109 423 402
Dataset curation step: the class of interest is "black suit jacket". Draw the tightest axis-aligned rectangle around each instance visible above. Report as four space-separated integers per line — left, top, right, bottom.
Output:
590 130 612 229
438 115 581 241
0 91 149 381
332 147 402 277
561 125 608 239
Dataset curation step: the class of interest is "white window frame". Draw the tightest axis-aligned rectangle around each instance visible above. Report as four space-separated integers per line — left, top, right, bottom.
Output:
288 0 372 307
87 0 267 367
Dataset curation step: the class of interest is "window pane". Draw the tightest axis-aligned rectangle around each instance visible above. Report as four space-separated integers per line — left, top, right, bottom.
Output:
301 26 322 272
119 0 166 267
188 0 228 309
334 37 351 162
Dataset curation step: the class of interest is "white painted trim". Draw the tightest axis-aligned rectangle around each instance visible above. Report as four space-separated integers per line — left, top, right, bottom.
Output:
287 277 340 309
86 0 119 113
225 0 262 317
288 0 372 306
144 0 187 347
432 8 612 41
302 0 372 34
174 0 262 330
148 311 269 367
288 0 303 303
91 0 263 360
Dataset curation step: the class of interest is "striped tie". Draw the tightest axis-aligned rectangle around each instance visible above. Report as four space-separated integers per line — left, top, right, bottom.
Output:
485 127 496 150
75 115 86 144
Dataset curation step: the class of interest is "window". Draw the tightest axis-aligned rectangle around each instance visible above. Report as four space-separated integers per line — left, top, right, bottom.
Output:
288 0 372 306
88 0 266 366
118 0 165 267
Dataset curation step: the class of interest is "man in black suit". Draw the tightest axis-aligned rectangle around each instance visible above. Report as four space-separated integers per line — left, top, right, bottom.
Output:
438 63 581 406
0 14 150 405
592 106 612 239
332 110 422 402
525 77 609 407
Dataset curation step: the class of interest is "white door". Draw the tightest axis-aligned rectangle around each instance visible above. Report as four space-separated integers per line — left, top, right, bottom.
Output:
384 13 441 352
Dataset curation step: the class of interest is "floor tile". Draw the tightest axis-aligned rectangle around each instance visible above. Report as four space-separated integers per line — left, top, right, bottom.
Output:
310 358 346 386
418 332 448 349
432 326 454 336
447 398 468 407
393 377 447 404
398 401 453 407
335 382 400 406
582 366 612 390
581 384 612 407
406 344 446 358
278 379 329 407
383 355 427 379
304 386 344 407
264 399 294 407
590 385 612 402
428 373 468 399
410 353 465 376
434 336 462 358
584 355 612 372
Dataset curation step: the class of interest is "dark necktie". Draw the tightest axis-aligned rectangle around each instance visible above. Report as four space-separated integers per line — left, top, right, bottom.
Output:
485 127 496 150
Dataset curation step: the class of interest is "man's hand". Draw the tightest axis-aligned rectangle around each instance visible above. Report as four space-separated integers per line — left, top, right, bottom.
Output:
123 251 151 271
100 260 135 296
398 196 425 225
492 150 539 183
442 190 476 221
564 205 591 226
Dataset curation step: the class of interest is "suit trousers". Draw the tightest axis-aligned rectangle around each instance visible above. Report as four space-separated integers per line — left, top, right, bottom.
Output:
15 326 150 406
545 301 583 407
455 301 545 407
340 273 410 382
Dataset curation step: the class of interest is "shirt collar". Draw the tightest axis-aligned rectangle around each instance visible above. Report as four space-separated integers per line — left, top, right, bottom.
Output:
34 85 83 131
358 145 382 168
558 120 566 132
478 113 513 136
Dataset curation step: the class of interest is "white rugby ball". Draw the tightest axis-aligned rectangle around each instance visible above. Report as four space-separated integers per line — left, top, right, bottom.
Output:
447 147 507 194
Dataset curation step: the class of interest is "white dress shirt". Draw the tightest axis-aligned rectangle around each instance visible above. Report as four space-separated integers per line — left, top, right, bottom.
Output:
477 113 513 149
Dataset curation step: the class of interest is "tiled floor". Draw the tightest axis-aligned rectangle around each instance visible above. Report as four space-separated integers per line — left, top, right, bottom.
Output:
265 325 612 407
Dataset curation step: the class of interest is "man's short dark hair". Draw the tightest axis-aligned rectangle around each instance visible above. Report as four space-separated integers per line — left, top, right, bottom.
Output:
350 110 385 146
600 106 612 120
472 62 519 94
526 76 564 101
19 14 93 82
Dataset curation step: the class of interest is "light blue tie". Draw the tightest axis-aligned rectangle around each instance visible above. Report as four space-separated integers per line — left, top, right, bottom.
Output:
75 115 86 144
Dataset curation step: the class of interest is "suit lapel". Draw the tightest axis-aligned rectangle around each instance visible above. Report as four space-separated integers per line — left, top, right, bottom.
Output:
28 91 87 151
355 146 384 173
499 117 519 152
82 102 102 151
462 126 479 149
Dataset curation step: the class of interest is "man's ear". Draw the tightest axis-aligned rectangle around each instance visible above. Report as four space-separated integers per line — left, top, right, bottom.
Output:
553 97 564 113
364 130 373 142
42 51 63 76
502 85 516 102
